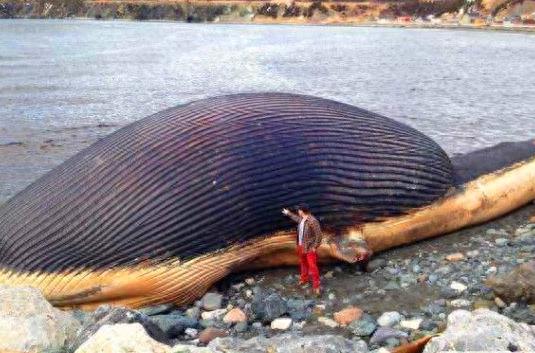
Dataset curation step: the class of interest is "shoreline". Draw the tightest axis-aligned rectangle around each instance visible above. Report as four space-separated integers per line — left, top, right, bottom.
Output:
3 16 535 33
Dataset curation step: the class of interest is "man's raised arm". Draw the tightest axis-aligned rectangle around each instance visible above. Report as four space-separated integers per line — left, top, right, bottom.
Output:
282 208 301 223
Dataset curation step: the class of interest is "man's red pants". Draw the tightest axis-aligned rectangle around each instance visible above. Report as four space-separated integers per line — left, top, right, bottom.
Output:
297 245 320 289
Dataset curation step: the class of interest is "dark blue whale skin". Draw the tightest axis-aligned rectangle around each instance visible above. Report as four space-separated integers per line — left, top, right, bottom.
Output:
0 93 453 274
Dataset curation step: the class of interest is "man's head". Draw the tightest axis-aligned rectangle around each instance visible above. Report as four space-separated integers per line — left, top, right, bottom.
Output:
296 204 310 218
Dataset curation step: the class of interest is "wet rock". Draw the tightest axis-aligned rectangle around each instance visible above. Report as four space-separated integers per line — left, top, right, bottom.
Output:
223 308 247 324
487 260 535 304
348 314 377 336
287 299 315 321
423 309 535 353
370 327 408 345
0 285 80 353
377 311 402 327
367 258 387 272
74 323 170 353
245 277 255 285
209 333 368 353
70 306 168 351
334 306 363 326
202 292 224 311
151 314 198 338
252 292 287 323
419 318 437 332
318 316 339 328
138 304 175 317
271 317 293 330
198 327 227 344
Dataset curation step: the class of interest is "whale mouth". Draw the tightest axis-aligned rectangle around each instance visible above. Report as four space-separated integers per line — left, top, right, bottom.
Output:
329 235 373 266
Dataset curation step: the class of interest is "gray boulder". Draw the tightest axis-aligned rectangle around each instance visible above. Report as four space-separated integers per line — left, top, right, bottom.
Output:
348 314 377 337
0 285 80 353
487 260 535 304
287 299 315 321
210 333 368 353
151 314 199 338
423 309 535 353
370 327 408 345
252 292 287 323
69 305 169 350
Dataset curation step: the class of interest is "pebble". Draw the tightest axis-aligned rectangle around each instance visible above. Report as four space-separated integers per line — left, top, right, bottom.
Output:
184 328 198 338
318 316 339 328
495 297 507 308
198 327 227 344
185 307 200 320
400 318 422 330
245 277 255 285
450 281 468 293
333 306 363 326
370 327 408 345
201 309 227 320
446 253 465 262
495 238 509 247
234 322 248 333
223 308 247 324
270 317 292 330
202 292 223 311
466 250 480 258
377 311 402 327
487 266 498 274
420 318 437 331
324 271 334 279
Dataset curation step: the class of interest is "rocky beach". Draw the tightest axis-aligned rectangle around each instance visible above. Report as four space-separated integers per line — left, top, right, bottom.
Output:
0 190 533 352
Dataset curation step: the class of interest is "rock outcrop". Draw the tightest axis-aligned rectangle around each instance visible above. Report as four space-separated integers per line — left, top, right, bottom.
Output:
0 285 80 353
69 305 169 350
424 309 535 353
74 323 170 353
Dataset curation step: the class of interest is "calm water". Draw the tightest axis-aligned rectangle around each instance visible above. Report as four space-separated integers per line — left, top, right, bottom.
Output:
0 19 534 200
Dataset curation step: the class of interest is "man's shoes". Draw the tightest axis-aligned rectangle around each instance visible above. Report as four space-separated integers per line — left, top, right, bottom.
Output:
312 287 321 297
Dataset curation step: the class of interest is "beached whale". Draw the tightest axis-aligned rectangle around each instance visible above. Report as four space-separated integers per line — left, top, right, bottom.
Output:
0 93 533 309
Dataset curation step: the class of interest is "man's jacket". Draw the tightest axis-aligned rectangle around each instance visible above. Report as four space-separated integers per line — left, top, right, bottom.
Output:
288 213 323 252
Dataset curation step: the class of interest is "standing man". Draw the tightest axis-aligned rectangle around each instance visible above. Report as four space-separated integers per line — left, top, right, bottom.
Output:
282 204 323 295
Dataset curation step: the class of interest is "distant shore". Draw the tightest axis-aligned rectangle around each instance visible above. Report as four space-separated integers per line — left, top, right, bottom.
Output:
2 0 535 32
